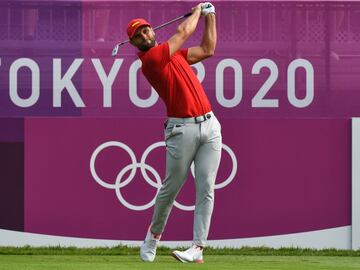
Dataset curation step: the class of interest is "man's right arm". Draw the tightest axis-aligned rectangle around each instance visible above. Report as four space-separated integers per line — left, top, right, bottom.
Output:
167 3 203 57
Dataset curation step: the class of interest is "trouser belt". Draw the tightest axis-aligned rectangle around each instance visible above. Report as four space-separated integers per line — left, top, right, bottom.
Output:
167 111 213 124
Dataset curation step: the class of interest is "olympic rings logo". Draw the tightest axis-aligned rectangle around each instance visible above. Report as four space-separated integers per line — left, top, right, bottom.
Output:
90 141 237 211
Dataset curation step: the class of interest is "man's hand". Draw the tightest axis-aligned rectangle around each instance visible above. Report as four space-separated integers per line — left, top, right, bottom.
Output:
192 3 203 15
201 2 215 16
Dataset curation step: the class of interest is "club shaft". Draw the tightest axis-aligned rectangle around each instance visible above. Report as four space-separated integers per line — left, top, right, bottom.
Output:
112 12 192 55
153 12 192 31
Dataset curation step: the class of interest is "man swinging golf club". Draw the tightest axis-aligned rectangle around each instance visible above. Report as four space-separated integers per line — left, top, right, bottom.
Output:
126 2 221 263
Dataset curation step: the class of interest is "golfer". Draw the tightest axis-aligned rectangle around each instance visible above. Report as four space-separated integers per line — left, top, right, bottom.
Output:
126 2 221 263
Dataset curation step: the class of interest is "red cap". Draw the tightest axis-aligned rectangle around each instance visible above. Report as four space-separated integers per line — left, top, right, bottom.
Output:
126 18 151 39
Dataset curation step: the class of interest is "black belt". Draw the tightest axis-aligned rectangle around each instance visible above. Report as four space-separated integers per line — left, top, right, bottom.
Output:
194 113 212 123
167 112 213 124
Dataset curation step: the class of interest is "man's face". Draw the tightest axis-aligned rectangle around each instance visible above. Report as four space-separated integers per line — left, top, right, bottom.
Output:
130 26 156 52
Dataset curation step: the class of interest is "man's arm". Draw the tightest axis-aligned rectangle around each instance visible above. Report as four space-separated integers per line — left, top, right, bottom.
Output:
167 3 203 57
187 13 216 65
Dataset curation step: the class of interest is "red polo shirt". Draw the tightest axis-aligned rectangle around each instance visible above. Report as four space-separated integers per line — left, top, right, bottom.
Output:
138 42 212 117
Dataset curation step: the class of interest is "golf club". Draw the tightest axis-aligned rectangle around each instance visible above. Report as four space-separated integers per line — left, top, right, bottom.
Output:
112 12 192 57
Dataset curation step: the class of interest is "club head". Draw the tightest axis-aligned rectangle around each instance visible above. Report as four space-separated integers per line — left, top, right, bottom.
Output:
112 44 119 57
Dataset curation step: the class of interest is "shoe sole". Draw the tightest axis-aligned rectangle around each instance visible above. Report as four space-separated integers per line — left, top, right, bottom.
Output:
171 251 186 263
171 251 204 264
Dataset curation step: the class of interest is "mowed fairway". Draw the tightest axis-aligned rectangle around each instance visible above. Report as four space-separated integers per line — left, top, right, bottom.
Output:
0 255 360 270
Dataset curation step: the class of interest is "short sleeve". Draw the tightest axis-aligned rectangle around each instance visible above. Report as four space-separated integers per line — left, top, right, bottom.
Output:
179 48 188 60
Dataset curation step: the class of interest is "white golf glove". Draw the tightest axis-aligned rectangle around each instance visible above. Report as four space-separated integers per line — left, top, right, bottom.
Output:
201 2 215 16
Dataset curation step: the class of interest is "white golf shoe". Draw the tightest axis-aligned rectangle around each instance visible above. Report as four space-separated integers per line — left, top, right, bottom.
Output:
140 230 160 262
172 245 204 263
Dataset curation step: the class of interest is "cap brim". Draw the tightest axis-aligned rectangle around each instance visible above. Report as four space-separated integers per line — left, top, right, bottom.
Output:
129 23 151 39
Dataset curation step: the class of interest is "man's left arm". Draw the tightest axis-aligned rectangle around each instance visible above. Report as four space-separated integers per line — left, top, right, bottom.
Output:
187 4 216 65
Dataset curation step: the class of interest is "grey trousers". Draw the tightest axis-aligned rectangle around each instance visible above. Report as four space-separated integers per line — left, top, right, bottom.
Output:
150 111 222 247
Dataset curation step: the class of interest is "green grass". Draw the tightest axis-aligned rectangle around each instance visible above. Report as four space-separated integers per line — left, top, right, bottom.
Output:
0 255 359 270
0 246 359 270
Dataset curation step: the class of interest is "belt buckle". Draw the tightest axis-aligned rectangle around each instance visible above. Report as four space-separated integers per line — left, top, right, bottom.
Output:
195 114 206 123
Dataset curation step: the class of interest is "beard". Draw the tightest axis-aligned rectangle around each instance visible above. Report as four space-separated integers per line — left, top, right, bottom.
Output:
138 39 156 52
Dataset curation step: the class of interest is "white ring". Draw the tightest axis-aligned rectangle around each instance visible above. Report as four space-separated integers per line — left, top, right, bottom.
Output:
90 141 238 211
115 163 162 211
90 141 137 189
